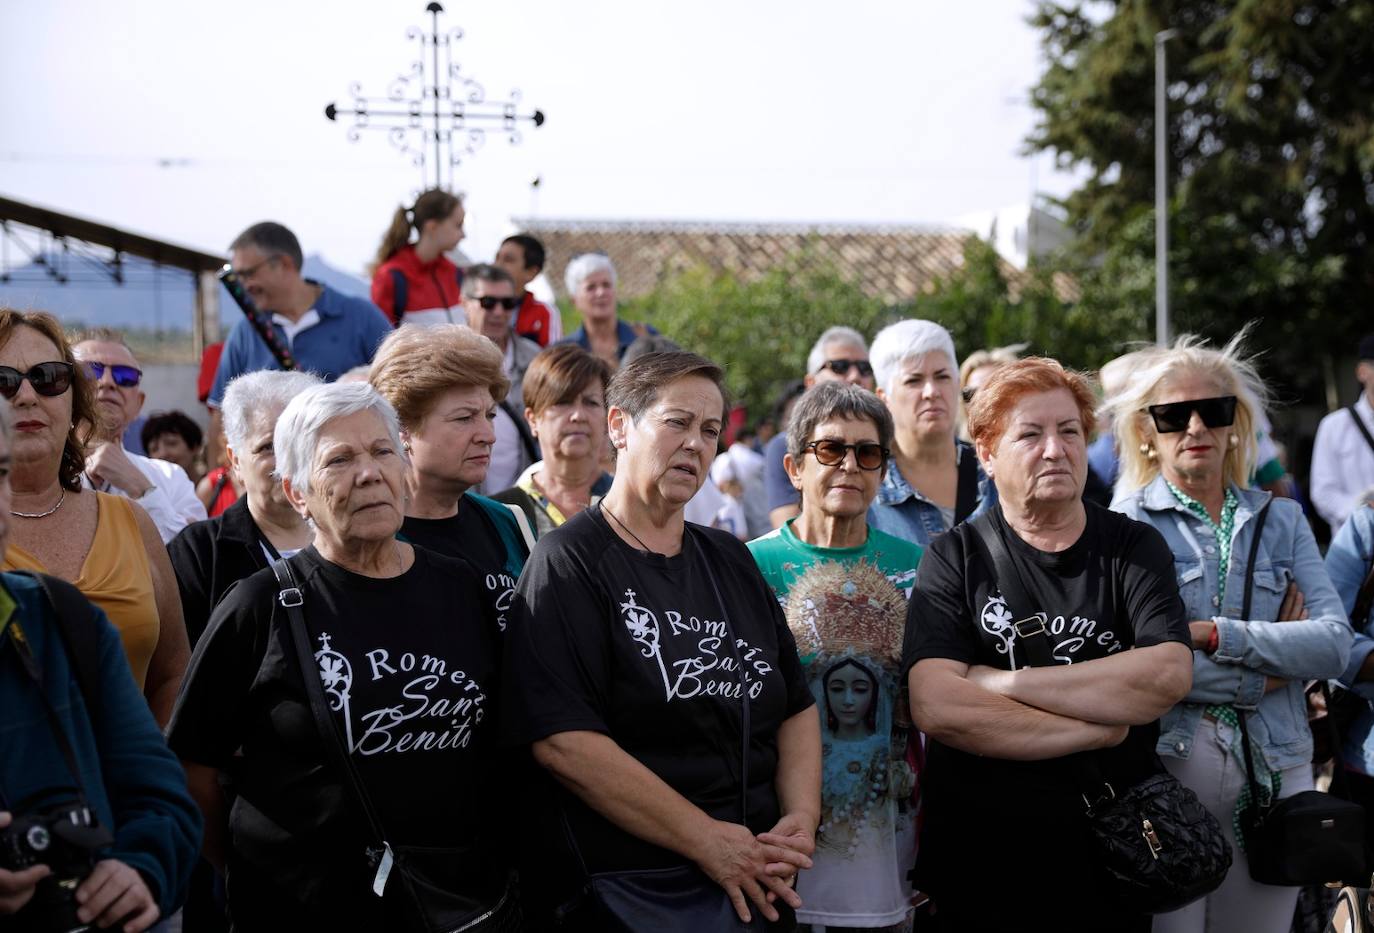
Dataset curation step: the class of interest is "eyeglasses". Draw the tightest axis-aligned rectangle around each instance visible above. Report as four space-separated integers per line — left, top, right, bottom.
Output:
0 362 75 400
474 296 520 311
83 361 142 388
961 387 977 404
815 359 874 379
802 439 889 471
233 256 278 282
1144 395 1238 434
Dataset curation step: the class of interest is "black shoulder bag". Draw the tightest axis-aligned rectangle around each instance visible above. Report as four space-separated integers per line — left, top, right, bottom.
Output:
557 530 770 932
970 514 1232 914
1236 503 1367 887
270 559 519 933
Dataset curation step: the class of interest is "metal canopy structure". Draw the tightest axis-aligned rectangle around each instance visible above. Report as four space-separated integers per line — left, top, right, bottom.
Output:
0 195 223 355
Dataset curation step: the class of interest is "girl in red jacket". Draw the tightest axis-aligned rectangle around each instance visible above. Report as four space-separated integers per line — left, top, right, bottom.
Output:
370 189 466 326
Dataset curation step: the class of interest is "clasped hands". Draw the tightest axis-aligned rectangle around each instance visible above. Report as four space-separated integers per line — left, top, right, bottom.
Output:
696 811 815 924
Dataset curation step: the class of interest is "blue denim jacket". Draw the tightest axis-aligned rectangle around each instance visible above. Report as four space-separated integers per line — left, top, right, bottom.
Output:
1330 506 1374 774
1113 476 1352 770
867 441 997 550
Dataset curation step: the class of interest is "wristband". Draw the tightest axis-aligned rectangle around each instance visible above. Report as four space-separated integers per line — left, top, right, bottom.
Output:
1205 623 1219 655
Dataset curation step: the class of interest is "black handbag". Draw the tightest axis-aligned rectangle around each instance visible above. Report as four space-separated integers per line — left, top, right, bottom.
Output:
970 514 1232 914
556 530 778 932
270 559 520 933
1235 504 1367 888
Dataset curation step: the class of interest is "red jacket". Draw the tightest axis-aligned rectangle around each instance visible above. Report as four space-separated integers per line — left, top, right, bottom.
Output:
370 245 464 327
516 292 562 347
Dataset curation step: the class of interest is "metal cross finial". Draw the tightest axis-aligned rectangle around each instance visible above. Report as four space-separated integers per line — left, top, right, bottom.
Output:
324 2 545 190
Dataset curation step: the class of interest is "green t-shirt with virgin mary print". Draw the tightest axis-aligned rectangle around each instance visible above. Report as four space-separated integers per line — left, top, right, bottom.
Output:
747 519 923 928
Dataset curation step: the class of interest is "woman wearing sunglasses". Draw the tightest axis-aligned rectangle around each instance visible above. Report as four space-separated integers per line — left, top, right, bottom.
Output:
1108 335 1352 933
748 382 923 932
0 309 190 728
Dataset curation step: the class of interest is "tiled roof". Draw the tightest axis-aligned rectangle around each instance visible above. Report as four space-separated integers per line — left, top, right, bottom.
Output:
513 218 1024 304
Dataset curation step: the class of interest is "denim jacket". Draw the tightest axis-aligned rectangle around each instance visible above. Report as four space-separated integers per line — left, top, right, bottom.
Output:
867 441 997 549
1330 506 1374 773
1113 475 1352 770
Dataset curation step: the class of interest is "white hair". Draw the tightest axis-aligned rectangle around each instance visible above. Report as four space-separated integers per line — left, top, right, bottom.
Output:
805 326 868 375
869 319 958 395
274 382 406 496
564 252 617 296
222 370 324 453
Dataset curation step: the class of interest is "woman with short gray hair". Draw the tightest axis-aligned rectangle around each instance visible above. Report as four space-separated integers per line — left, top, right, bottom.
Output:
749 382 924 931
168 381 519 930
866 319 995 549
564 252 659 368
504 350 820 930
168 369 321 647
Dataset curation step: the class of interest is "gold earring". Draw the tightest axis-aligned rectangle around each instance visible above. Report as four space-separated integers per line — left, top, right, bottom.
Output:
1228 433 1238 448
1140 442 1157 460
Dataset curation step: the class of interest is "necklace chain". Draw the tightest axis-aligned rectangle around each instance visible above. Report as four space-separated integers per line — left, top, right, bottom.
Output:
602 503 657 555
12 488 65 519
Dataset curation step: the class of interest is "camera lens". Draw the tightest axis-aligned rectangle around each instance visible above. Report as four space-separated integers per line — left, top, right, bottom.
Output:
25 826 51 851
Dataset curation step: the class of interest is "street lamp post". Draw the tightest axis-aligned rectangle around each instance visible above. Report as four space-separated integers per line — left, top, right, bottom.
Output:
1155 28 1178 347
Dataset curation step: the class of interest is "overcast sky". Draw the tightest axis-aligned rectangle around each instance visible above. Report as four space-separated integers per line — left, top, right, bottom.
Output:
2 0 1081 276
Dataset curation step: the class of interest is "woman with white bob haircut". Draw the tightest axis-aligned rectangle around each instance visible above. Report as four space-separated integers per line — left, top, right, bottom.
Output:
866 319 995 549
168 369 321 647
564 252 659 368
168 382 519 931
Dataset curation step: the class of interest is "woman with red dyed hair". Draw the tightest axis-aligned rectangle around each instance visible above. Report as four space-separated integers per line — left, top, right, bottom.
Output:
903 357 1199 931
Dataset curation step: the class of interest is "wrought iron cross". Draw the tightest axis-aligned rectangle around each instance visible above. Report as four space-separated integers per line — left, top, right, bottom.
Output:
324 2 544 190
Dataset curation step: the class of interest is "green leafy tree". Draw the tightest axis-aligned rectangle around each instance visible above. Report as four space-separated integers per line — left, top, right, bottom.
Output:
621 257 889 422
1027 0 1374 398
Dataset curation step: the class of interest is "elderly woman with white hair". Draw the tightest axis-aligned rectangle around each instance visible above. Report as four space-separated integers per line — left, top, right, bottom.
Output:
167 382 518 931
563 252 659 368
168 369 321 647
866 319 995 549
1108 335 1352 933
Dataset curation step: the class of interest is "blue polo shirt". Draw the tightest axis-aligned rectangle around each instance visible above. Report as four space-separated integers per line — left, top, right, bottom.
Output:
564 318 659 362
208 284 391 407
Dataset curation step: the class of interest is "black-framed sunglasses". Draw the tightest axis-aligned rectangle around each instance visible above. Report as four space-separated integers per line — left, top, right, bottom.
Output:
815 359 874 379
1144 395 1238 434
83 361 142 388
475 295 520 311
961 387 977 404
802 439 889 471
0 362 75 400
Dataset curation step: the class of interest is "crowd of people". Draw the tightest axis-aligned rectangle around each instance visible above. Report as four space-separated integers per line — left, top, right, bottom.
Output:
2 188 1374 933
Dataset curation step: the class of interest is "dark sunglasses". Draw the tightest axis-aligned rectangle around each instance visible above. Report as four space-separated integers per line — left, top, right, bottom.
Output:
475 296 520 311
0 362 75 400
83 361 143 388
1144 395 1238 434
816 359 874 378
961 387 977 404
802 439 889 471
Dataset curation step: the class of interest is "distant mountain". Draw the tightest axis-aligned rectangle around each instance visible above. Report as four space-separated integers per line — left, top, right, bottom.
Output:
0 252 371 333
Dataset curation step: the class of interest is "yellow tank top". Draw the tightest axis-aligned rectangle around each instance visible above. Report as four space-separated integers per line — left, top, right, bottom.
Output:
3 492 160 687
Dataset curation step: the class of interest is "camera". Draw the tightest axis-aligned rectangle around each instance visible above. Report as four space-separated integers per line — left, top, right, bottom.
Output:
0 799 112 932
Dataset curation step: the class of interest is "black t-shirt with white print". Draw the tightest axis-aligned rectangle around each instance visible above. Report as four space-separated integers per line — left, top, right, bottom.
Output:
166 544 507 929
900 502 1188 920
401 501 517 632
502 505 814 877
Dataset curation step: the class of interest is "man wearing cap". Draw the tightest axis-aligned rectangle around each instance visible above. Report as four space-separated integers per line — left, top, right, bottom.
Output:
1311 333 1374 532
